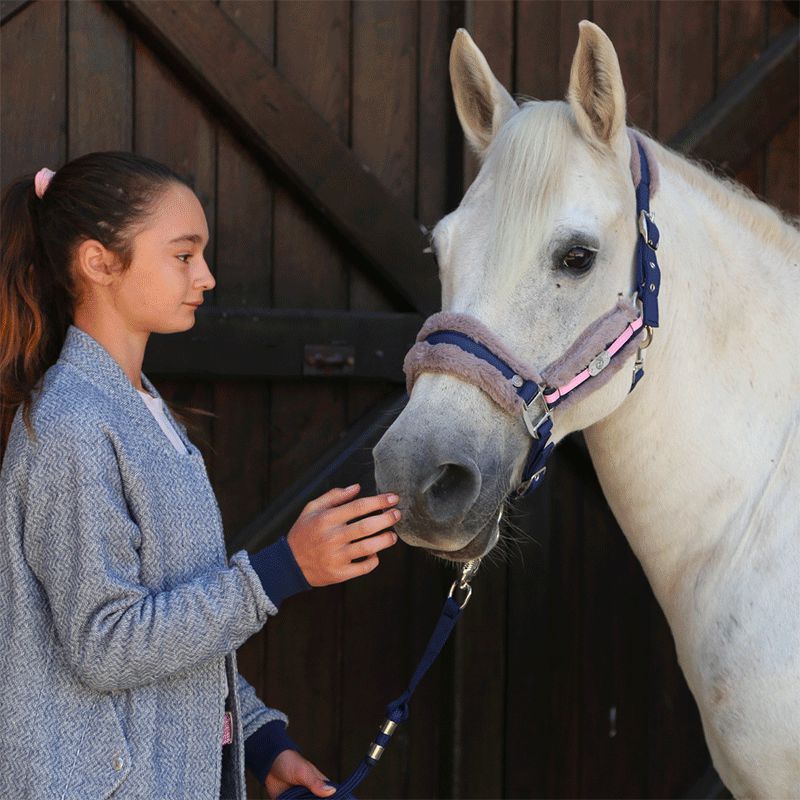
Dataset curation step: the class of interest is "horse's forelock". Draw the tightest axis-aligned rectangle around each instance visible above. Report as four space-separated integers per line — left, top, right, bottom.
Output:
483 102 587 280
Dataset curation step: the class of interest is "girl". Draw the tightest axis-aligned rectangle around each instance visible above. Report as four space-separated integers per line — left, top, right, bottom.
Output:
0 152 401 800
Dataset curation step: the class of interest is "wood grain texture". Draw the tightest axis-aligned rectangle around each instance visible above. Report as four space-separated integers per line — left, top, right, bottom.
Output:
0 0 65 184
110 0 439 316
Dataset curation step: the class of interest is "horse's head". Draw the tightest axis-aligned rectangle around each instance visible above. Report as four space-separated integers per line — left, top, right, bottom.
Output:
374 21 648 561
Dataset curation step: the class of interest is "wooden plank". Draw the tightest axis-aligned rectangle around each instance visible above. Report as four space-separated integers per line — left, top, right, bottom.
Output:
593 1 657 133
0 0 64 187
657 0 716 142
765 113 799 217
515 0 561 103
717 0 767 87
68 0 132 156
267 2 349 789
719 1 767 222
542 447 584 798
669 25 799 172
213 4 274 796
0 0 31 26
108 0 439 316
765 0 800 219
144 308 422 381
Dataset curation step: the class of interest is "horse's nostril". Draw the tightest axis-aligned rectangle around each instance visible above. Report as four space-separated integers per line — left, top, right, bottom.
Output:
422 461 481 525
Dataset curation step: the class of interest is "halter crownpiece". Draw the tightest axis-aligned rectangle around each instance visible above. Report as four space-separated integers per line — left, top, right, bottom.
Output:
403 129 661 497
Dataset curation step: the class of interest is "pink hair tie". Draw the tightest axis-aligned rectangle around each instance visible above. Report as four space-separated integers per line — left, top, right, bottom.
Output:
34 167 56 199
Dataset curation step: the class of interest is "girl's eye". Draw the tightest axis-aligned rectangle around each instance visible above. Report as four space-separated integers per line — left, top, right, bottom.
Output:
561 246 596 274
177 254 191 264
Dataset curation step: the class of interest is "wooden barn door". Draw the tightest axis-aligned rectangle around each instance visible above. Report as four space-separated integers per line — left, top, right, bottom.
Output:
1 2 797 798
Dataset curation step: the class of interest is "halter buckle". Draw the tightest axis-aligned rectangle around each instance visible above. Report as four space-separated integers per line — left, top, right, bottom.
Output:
638 209 658 250
522 388 551 439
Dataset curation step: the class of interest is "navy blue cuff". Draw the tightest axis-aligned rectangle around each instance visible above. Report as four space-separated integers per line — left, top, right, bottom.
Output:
244 719 300 786
248 535 312 610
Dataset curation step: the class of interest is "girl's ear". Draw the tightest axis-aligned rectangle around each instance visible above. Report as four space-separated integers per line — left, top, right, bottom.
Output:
567 20 627 152
449 28 518 159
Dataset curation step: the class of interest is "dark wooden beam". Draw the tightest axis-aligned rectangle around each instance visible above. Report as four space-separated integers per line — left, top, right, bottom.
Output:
670 25 799 170
228 389 408 552
108 0 439 316
0 0 33 26
144 307 422 382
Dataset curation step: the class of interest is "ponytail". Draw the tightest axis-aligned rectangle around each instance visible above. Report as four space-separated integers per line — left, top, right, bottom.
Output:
1 152 213 464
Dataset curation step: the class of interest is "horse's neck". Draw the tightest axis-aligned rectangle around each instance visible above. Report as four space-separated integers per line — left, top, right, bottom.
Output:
584 143 800 618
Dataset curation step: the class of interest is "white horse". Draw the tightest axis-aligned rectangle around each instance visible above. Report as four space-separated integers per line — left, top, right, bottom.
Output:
373 21 800 799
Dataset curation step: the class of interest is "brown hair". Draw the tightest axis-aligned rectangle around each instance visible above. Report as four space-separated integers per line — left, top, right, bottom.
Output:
0 151 213 464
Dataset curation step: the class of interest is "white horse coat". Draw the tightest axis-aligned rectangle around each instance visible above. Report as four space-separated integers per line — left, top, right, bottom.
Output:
373 21 800 798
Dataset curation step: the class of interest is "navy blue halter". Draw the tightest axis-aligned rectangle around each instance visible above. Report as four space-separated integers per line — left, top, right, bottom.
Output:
422 138 661 497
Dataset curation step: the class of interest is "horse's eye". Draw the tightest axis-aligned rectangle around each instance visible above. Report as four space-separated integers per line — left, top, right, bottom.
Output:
561 246 596 274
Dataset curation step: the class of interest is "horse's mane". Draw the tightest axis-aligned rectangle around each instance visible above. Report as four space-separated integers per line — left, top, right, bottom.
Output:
635 129 800 253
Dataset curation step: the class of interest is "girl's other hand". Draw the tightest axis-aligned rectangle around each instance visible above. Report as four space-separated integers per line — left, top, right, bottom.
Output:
265 749 335 799
286 484 400 587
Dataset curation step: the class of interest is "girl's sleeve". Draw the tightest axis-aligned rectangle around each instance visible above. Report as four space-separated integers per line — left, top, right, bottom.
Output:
238 672 300 784
22 422 296 692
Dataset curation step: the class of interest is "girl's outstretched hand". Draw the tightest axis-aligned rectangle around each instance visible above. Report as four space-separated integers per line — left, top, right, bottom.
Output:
286 483 400 587
265 749 336 799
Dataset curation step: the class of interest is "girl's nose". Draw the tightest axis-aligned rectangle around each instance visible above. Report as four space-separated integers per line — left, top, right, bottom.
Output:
196 261 216 291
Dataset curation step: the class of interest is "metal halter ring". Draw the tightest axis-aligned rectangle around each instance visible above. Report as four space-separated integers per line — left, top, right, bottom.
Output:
447 580 472 609
640 324 654 349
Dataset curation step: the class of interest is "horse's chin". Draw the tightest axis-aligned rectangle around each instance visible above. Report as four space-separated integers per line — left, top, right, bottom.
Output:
425 507 502 563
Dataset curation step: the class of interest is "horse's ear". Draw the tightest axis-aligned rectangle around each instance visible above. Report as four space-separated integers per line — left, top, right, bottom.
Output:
567 21 627 150
449 28 518 158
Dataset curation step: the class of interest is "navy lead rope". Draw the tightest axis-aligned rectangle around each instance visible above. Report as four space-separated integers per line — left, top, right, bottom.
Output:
276 573 475 800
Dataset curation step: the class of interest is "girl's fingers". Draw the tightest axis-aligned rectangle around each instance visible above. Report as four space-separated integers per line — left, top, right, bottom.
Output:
303 483 360 515
329 492 399 526
346 508 401 541
350 529 398 559
345 554 380 579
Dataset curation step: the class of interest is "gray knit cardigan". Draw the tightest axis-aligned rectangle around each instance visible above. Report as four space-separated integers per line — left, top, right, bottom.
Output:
0 324 291 799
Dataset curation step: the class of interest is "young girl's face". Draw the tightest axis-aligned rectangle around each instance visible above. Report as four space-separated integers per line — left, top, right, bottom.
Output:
112 182 214 334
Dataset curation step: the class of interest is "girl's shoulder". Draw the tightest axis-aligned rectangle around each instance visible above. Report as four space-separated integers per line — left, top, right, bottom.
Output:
9 360 118 463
